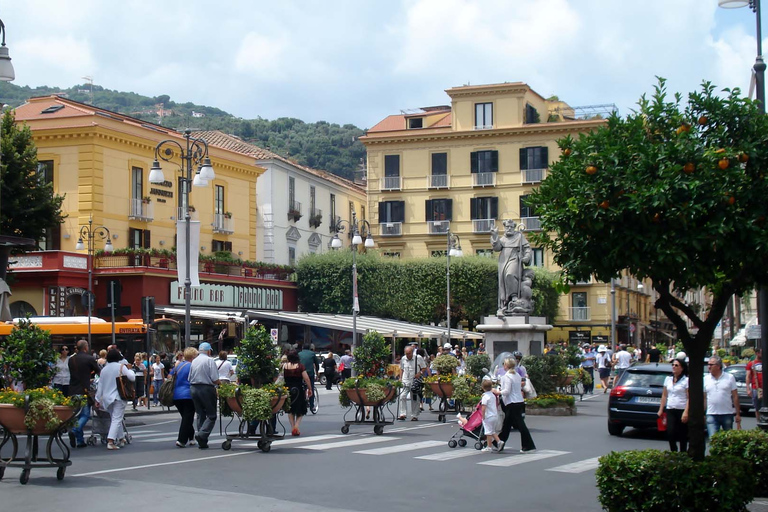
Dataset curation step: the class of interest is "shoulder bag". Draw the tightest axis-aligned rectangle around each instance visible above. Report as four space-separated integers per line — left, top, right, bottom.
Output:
116 364 136 401
159 362 187 407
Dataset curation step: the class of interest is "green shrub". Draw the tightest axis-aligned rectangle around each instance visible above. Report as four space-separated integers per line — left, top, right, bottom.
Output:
522 353 567 395
526 394 574 408
710 428 768 498
235 325 280 386
465 354 491 378
432 354 459 375
596 449 754 512
352 331 390 378
741 348 755 360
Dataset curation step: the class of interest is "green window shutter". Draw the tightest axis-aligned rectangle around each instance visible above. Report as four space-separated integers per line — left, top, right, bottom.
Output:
491 197 499 219
491 151 499 172
425 200 433 221
520 148 528 170
446 199 453 221
470 152 478 173
470 197 478 220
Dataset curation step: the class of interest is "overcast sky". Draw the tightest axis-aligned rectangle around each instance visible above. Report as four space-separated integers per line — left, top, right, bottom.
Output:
1 0 765 128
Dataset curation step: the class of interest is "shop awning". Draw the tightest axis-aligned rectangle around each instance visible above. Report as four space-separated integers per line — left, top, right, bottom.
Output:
156 307 247 324
245 310 484 340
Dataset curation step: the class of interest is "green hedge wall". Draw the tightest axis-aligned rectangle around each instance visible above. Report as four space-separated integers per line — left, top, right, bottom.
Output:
296 251 560 327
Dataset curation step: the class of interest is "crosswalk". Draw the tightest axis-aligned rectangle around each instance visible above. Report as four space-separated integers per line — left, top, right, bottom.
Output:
125 426 601 474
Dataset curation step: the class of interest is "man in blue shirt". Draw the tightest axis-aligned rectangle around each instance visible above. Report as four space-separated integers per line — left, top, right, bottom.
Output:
298 343 319 413
581 344 597 394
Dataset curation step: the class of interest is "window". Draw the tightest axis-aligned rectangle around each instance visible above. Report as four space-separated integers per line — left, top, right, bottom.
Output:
431 250 447 257
310 186 316 215
531 248 544 267
431 153 447 175
520 195 535 218
288 247 296 266
215 185 225 215
470 150 499 173
37 160 60 250
525 104 539 124
289 177 296 206
378 201 405 223
425 199 452 222
129 228 151 249
132 166 143 200
572 292 588 321
212 240 232 252
475 102 493 129
519 147 549 170
476 249 494 258
361 205 365 222
384 155 400 177
470 197 498 220
330 193 337 232
408 117 423 129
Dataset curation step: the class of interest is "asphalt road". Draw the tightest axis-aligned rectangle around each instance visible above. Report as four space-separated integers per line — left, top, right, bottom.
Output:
1 387 765 512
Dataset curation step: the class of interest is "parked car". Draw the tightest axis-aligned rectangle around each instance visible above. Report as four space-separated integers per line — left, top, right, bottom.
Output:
608 362 672 436
317 353 341 386
723 363 752 415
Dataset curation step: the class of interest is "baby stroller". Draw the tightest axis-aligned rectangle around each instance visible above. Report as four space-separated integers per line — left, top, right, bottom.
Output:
447 402 485 450
86 407 133 446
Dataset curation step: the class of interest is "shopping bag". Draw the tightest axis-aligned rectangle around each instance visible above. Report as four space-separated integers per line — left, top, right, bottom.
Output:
657 413 667 432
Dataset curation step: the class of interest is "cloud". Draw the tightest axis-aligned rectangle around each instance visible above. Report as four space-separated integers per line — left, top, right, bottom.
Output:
14 36 96 88
235 32 290 80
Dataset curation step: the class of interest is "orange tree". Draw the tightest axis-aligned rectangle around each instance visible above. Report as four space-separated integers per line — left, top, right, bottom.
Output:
528 79 768 460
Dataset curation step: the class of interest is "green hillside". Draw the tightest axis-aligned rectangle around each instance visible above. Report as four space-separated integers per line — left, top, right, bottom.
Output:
0 82 366 180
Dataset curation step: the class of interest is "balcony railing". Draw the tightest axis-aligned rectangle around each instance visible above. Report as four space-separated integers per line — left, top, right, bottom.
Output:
472 172 496 187
95 254 294 281
428 174 449 189
472 219 494 233
522 168 546 184
176 207 199 221
379 222 402 236
381 176 401 191
288 200 302 221
329 215 341 233
569 307 591 321
128 198 154 222
474 124 493 130
213 213 235 234
309 208 323 228
521 216 541 231
427 220 450 234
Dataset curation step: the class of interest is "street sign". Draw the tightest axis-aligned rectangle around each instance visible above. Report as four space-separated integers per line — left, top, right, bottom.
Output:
270 328 278 344
747 325 761 340
630 323 636 333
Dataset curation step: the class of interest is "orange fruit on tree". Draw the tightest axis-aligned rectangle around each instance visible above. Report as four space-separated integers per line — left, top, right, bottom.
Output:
728 196 736 206
739 153 749 163
599 200 610 210
683 162 695 174
698 115 708 125
652 213 661 223
563 148 572 156
718 158 730 170
586 165 598 175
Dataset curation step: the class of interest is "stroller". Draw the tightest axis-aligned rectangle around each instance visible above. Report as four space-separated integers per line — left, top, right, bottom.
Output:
86 407 133 446
447 402 486 450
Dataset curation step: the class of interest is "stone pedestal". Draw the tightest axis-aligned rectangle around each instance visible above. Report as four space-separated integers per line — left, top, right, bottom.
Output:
476 315 552 362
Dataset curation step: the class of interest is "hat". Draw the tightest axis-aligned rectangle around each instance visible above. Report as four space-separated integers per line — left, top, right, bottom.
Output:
597 345 607 353
198 342 213 353
676 351 687 360
443 343 452 349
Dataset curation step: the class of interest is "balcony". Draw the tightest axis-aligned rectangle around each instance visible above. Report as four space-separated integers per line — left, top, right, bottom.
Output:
472 219 494 233
381 176 401 191
128 198 154 222
569 307 591 321
288 200 302 222
427 220 450 234
213 213 235 234
379 222 402 236
309 208 323 228
522 168 546 184
521 216 541 231
329 215 341 233
472 172 496 187
428 174 449 189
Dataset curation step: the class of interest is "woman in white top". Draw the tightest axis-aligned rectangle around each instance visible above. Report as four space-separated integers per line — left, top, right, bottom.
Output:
657 358 689 452
493 357 536 453
95 349 135 450
52 346 71 396
216 351 234 383
151 355 164 406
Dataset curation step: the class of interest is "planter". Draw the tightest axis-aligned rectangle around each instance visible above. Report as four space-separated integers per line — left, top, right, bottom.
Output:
553 375 574 387
428 382 454 400
526 405 577 416
345 387 397 406
226 394 286 417
0 403 76 435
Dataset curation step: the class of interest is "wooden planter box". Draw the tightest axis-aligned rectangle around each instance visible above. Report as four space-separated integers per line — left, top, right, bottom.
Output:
344 387 397 406
0 403 76 435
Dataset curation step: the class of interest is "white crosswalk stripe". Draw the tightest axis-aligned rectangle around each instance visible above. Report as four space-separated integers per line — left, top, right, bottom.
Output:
354 440 445 455
415 448 484 461
300 436 400 450
239 434 347 448
130 432 179 439
546 457 601 474
143 433 225 443
477 450 570 467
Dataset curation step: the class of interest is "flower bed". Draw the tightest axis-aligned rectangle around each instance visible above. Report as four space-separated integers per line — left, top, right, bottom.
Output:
525 393 576 416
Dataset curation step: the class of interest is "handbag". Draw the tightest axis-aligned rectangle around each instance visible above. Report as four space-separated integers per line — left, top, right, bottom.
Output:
410 376 423 394
159 362 188 406
275 363 285 386
116 364 136 401
523 377 537 399
657 412 668 432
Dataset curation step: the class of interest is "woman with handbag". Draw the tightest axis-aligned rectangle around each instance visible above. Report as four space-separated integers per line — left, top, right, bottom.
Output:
170 347 198 447
95 349 135 451
657 357 689 452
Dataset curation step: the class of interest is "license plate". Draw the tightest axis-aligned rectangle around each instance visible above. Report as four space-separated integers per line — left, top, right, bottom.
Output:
636 396 660 404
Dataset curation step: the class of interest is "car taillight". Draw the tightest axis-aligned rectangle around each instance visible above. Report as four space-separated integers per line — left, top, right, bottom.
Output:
611 386 628 398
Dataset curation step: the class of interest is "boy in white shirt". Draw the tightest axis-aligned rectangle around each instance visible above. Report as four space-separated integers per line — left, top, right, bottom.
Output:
480 379 503 453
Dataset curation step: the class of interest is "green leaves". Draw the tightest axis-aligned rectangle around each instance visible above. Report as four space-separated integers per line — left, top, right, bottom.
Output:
1 317 57 390
235 325 280 386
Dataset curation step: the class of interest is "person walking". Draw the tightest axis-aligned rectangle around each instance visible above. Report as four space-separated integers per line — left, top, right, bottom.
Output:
95 349 135 450
188 342 220 449
216 351 234 383
151 354 164 406
68 339 100 448
613 345 632 384
171 347 197 447
52 346 71 396
322 352 337 390
479 379 503 453
283 349 313 436
339 349 353 382
132 353 146 410
581 344 596 394
298 343 319 412
495 357 535 453
704 355 741 437
657 358 689 452
597 346 612 393
397 346 426 421
746 348 763 422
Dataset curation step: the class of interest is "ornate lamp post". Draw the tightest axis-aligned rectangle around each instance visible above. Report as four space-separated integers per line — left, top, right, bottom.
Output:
719 0 768 430
148 130 214 348
331 208 374 353
0 18 14 82
75 216 113 345
446 232 463 344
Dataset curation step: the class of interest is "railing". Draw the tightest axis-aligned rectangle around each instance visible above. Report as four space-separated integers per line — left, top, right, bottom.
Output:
213 213 235 234
523 168 546 184
309 208 322 228
472 219 494 233
428 174 449 189
569 307 591 321
427 220 450 234
381 176 401 191
176 207 199 221
288 200 302 221
474 124 493 130
329 215 341 233
95 254 294 281
521 216 541 231
379 222 402 236
472 172 496 187
128 198 154 222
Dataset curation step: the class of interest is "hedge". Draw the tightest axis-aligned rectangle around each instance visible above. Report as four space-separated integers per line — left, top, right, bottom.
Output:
709 428 768 498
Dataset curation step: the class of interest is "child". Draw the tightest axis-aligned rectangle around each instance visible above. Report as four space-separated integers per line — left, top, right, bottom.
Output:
480 379 503 453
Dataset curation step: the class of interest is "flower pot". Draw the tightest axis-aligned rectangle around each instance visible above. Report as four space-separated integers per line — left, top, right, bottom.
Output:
554 375 574 387
227 394 286 417
0 403 76 435
428 382 454 400
226 396 243 415
344 387 397 406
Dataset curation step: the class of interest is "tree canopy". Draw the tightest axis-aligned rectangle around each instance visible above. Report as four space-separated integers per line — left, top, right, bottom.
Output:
528 78 768 459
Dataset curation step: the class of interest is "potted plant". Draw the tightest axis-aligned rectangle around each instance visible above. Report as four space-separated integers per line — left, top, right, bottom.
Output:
424 354 459 396
338 331 400 408
218 381 289 421
224 212 232 219
142 196 152 204
234 325 280 387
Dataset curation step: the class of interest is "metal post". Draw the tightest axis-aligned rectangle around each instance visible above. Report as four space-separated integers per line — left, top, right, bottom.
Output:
610 278 616 353
87 233 93 346
351 209 359 354
446 230 451 345
110 280 116 346
184 134 192 349
627 280 632 347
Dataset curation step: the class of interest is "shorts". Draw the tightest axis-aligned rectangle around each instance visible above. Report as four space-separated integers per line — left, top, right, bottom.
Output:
482 416 497 435
598 368 611 379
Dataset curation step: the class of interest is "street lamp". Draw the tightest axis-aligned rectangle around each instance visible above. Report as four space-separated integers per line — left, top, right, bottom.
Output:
446 231 463 344
719 0 768 430
75 215 113 345
331 208 374 354
149 130 214 348
0 18 14 82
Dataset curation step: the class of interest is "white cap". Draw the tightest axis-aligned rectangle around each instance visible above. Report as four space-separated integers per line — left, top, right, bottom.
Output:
443 343 452 349
676 351 687 360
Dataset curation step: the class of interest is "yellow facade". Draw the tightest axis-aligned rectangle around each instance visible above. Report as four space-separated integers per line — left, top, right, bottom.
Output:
16 97 263 259
362 82 652 345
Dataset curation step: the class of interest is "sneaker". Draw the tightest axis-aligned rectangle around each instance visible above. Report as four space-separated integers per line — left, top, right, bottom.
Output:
188 439 196 446
481 447 493 453
117 438 127 448
520 448 537 454
175 441 186 448
497 441 505 453
107 443 120 450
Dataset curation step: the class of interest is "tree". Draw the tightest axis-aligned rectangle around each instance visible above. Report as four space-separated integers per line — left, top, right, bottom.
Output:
528 79 768 460
2 109 66 243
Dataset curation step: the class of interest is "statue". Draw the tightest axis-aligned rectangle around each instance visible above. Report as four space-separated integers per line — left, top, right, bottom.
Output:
491 220 534 316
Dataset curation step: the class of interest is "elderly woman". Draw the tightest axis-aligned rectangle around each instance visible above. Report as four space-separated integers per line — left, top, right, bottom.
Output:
95 349 135 450
170 347 198 447
494 357 536 454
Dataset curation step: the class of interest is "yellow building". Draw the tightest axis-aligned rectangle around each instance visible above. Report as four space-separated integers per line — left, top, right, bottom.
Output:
361 82 652 346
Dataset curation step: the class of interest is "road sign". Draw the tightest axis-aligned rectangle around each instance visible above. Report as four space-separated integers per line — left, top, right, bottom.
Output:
747 325 761 340
629 323 636 333
270 328 278 344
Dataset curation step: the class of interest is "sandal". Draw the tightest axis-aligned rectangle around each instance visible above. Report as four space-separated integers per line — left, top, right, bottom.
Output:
411 417 419 421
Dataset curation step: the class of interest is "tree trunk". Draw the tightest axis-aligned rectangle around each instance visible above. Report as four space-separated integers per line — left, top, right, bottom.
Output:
683 331 710 461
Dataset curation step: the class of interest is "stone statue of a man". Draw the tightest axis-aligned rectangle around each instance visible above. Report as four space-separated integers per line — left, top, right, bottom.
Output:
491 220 533 316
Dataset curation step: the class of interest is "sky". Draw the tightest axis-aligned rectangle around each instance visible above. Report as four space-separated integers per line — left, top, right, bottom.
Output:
1 0 766 128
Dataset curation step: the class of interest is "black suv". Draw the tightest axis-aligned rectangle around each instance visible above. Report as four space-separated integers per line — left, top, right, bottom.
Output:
608 363 672 436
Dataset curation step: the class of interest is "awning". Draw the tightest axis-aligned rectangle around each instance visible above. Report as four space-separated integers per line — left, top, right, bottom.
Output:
245 310 484 340
156 307 247 324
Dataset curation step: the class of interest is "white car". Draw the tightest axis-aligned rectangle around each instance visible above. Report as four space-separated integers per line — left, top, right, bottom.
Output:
317 353 341 386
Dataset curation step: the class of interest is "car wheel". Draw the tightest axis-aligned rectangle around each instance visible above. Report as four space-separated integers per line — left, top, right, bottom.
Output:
608 422 625 436
319 375 327 386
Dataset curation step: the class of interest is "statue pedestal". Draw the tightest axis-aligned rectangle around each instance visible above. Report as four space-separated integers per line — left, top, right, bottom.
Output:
476 316 552 362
